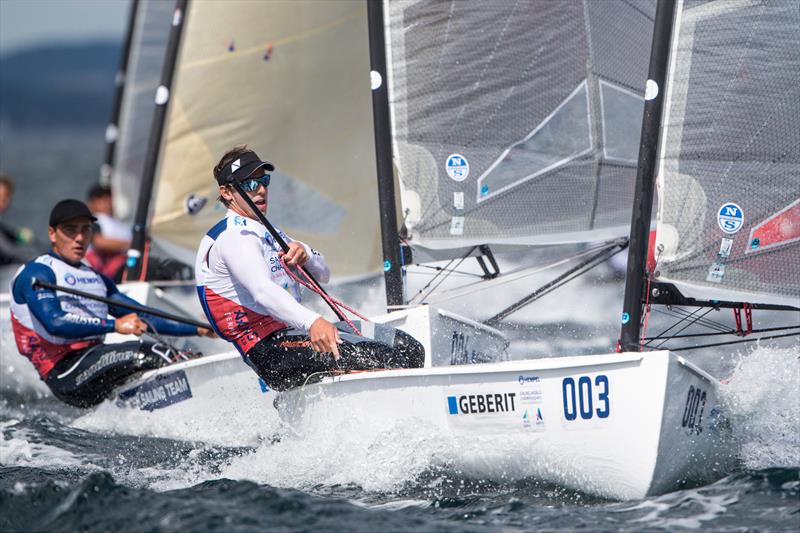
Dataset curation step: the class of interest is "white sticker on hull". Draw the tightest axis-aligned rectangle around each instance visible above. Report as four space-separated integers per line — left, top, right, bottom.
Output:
116 370 193 411
444 377 545 432
518 375 546 431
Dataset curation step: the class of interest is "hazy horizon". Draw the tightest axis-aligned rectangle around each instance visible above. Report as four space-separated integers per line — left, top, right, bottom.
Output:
0 0 129 57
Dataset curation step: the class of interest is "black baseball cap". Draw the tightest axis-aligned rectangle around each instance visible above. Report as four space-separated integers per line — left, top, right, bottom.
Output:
49 199 97 227
216 151 275 185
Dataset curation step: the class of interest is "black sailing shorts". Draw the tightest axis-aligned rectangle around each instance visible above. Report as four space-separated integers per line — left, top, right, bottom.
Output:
45 340 172 408
246 320 425 391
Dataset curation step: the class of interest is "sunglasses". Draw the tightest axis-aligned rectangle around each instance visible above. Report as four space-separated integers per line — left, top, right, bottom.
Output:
238 174 271 193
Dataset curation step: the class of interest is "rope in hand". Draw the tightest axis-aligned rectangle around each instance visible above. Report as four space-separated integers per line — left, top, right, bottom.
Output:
279 256 368 337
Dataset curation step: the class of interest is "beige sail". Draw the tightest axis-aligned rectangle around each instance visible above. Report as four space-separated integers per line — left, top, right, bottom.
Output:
150 0 381 279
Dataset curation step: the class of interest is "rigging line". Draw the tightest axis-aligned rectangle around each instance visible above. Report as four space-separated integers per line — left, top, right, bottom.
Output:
647 309 731 337
667 306 731 333
668 331 800 352
410 264 485 278
430 241 620 305
643 308 707 347
646 308 730 345
650 308 717 349
406 256 459 304
643 324 800 340
407 247 476 304
484 242 625 325
407 270 482 279
652 306 731 333
490 252 612 312
418 253 474 304
423 239 626 305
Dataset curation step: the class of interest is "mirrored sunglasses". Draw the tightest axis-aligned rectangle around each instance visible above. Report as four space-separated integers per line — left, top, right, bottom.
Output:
239 174 271 193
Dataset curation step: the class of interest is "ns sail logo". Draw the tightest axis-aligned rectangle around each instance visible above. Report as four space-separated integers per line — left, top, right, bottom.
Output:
717 203 744 234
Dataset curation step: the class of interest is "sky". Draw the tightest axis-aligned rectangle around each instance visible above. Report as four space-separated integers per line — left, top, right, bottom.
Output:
0 0 131 56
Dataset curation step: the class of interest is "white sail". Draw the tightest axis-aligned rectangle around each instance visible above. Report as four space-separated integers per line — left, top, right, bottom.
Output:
111 0 174 223
654 0 800 307
148 0 381 279
385 0 655 250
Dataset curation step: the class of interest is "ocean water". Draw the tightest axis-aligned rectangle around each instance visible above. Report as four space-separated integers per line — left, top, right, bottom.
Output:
1 343 798 532
2 264 799 531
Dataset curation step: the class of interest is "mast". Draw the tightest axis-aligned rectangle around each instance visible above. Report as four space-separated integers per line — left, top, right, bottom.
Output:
125 0 188 281
619 0 676 352
366 0 404 308
100 0 140 186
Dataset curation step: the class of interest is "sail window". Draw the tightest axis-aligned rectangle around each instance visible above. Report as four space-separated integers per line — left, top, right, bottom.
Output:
477 81 592 202
600 80 644 165
599 80 644 164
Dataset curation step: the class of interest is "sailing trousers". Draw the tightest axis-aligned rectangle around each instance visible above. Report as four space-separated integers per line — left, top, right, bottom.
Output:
45 340 172 408
246 321 425 391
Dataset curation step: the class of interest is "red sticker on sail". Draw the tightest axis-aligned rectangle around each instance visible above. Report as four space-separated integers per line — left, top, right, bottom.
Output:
746 199 800 253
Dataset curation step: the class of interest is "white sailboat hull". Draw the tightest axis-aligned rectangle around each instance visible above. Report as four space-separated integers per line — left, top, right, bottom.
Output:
86 351 280 445
89 302 735 499
275 350 736 500
105 346 736 499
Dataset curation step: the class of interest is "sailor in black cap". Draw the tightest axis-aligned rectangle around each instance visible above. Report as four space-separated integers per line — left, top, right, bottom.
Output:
195 145 424 391
8 199 214 407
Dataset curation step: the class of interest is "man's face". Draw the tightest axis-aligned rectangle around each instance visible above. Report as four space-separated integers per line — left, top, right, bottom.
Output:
48 217 94 264
0 184 10 214
218 167 269 219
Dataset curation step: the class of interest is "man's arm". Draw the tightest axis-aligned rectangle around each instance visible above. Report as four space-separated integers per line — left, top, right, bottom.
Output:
224 230 321 331
13 263 115 337
102 275 199 336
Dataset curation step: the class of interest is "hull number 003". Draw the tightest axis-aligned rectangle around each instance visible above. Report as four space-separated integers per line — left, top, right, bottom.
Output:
562 375 610 421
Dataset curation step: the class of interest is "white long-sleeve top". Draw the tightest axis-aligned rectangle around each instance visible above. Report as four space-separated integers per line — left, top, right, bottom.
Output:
195 210 330 355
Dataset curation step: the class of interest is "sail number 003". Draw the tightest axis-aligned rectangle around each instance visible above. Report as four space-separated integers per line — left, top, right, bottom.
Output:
562 375 610 420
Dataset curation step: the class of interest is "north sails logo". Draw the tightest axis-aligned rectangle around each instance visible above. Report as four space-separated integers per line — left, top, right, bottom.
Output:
231 159 241 173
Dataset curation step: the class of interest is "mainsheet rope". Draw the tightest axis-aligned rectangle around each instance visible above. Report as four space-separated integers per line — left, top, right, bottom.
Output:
279 256 367 336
